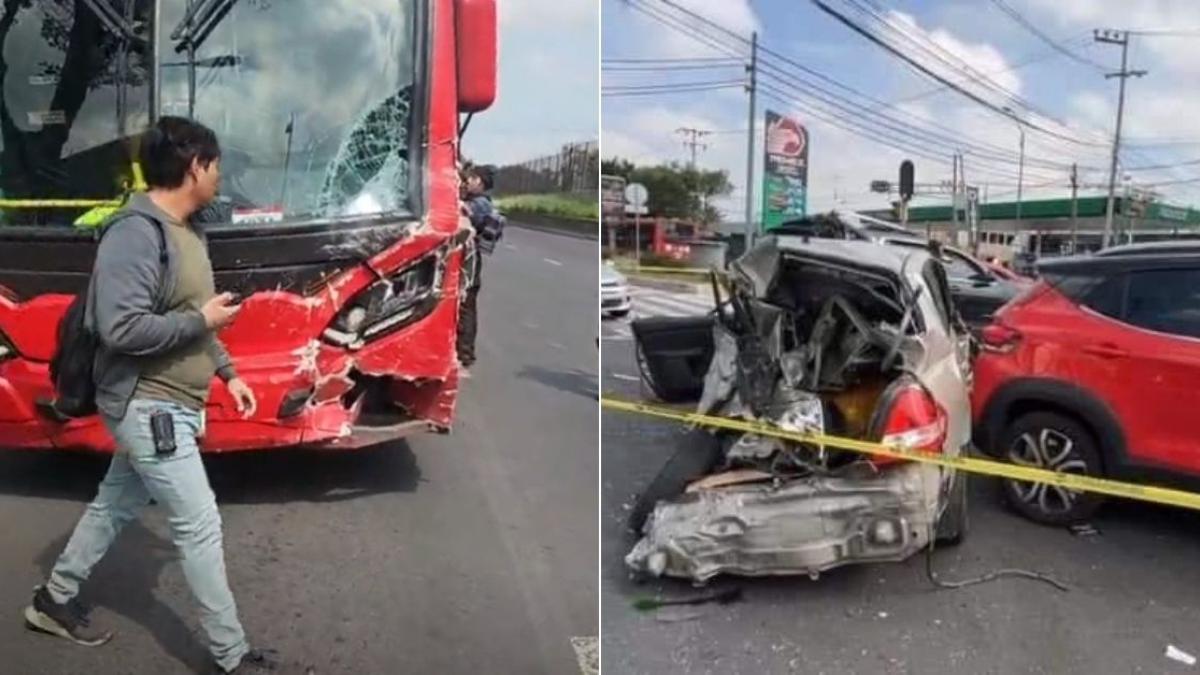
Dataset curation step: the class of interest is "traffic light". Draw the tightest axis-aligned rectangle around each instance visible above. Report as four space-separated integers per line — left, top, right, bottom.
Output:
899 160 914 203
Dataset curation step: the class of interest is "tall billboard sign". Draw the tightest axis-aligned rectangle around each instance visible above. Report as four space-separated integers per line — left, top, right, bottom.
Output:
761 110 809 229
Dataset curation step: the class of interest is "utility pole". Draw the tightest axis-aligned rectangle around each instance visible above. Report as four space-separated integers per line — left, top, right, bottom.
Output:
1001 107 1026 225
676 127 711 168
1095 29 1147 249
1069 163 1079 253
677 127 712 224
950 153 960 245
744 31 758 249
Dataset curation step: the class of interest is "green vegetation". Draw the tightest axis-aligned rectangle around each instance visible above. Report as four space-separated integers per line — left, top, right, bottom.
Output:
601 158 733 225
496 193 597 221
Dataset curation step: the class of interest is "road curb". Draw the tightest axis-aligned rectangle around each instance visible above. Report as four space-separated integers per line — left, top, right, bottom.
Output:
508 214 597 240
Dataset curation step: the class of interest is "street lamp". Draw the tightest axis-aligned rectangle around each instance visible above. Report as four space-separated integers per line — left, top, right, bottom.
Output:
1002 107 1027 251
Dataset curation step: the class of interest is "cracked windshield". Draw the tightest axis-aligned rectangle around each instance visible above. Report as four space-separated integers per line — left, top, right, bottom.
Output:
0 0 414 227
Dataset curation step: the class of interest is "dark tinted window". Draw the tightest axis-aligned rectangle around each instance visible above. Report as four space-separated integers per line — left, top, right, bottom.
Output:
922 260 954 331
1081 275 1126 319
1125 268 1200 339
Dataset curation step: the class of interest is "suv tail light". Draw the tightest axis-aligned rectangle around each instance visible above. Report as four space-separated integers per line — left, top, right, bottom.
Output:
870 381 947 467
980 322 1022 353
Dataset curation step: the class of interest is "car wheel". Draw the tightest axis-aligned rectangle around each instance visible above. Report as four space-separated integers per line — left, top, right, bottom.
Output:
999 411 1104 526
935 470 968 545
627 429 724 534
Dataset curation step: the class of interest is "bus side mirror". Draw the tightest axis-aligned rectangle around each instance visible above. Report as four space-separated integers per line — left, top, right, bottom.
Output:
456 0 497 113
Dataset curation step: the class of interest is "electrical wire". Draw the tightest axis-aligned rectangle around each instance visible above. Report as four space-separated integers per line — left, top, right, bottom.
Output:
626 0 1092 177
813 0 1108 148
987 0 1108 72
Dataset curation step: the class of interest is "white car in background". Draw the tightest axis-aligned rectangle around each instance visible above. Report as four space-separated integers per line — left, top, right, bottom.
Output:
601 262 632 317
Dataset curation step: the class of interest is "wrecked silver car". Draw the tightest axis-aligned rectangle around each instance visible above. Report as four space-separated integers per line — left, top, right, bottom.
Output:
628 236 973 582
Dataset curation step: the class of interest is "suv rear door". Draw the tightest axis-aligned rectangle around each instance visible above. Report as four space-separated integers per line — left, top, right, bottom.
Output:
1112 267 1200 473
1059 263 1200 475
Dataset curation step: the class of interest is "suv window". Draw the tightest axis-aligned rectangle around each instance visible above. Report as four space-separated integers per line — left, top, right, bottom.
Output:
1080 274 1126 319
1125 268 1200 339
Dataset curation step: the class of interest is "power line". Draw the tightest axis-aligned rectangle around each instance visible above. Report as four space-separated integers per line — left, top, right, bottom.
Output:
816 0 1109 148
602 62 744 71
621 0 1087 189
872 34 1096 111
603 78 746 91
601 82 744 97
601 56 742 63
634 0 1097 175
988 0 1108 71
1126 28 1200 36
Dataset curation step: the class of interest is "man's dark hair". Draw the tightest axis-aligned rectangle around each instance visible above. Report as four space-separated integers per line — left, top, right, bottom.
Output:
140 116 221 189
470 164 496 192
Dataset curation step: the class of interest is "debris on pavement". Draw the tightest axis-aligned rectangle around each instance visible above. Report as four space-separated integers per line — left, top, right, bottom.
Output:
632 587 743 612
1166 645 1197 667
1069 523 1101 537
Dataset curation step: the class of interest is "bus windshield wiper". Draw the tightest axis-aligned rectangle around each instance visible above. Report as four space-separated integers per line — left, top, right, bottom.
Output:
170 0 242 53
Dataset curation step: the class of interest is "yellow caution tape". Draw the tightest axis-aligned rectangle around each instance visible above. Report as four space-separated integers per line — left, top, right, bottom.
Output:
614 265 711 275
601 396 1200 512
0 199 122 208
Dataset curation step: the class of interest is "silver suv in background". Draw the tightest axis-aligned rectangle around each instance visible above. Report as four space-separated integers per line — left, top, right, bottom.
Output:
628 236 973 582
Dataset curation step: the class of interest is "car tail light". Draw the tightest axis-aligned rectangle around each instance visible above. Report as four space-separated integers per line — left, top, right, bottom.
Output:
322 247 446 349
980 322 1022 353
871 382 947 467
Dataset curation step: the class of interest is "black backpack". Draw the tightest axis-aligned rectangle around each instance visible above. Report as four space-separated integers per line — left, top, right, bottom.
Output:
47 216 167 419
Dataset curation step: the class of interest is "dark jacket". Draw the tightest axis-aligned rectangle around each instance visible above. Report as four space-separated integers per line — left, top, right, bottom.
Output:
87 193 236 420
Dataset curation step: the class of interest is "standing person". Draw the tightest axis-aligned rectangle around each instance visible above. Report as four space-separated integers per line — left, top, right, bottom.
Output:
457 163 499 368
22 117 278 674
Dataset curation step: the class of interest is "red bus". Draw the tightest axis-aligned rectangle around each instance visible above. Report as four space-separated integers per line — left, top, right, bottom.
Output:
0 0 496 452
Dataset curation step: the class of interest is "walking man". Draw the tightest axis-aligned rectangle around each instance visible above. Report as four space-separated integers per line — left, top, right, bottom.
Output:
23 117 277 674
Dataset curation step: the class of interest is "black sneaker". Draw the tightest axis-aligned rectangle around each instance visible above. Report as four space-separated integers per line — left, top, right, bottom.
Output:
216 648 281 674
23 585 112 646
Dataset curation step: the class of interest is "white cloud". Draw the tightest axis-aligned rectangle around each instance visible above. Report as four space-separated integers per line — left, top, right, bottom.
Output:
887 10 1023 96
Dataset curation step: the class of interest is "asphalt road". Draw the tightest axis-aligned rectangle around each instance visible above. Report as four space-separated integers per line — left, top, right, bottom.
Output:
0 224 598 675
602 310 1200 675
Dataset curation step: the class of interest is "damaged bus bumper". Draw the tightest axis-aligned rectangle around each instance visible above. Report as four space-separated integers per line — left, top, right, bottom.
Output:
0 228 469 454
627 463 940 583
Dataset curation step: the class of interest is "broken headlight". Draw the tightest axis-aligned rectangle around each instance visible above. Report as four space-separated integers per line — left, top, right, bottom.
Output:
322 249 445 348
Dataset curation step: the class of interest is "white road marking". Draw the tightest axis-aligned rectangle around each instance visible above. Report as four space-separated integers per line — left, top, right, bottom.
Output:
543 257 564 267
521 321 540 330
547 341 567 351
631 288 713 318
570 636 598 675
504 243 518 251
611 373 640 382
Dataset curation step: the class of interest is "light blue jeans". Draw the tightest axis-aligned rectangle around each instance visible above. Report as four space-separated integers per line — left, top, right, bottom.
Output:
46 399 249 671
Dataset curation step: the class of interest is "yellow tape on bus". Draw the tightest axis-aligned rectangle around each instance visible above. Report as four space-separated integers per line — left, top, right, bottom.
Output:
0 199 121 208
601 395 1200 513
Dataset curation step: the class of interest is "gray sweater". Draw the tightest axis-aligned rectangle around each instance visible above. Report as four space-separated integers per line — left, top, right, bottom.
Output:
87 193 237 421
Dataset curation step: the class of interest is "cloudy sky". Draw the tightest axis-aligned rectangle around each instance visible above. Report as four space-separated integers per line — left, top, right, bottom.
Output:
466 0 599 165
602 0 1200 221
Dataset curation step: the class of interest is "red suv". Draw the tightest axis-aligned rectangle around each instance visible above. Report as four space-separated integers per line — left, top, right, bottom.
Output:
972 242 1200 525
